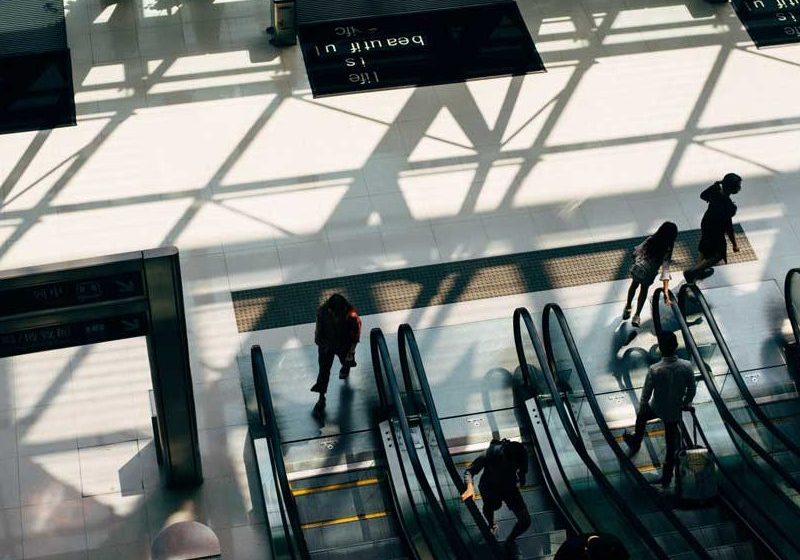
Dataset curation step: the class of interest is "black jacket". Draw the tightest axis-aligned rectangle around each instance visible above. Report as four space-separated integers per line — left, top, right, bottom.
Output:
463 439 527 495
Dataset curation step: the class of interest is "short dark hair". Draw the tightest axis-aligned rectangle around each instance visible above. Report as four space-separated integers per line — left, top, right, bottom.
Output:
658 332 679 357
586 533 630 560
721 173 742 194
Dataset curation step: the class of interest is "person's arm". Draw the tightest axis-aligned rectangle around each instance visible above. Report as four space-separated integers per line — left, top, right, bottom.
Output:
726 218 739 253
344 311 362 365
314 309 323 346
682 367 697 408
661 260 671 304
640 370 654 413
461 455 486 501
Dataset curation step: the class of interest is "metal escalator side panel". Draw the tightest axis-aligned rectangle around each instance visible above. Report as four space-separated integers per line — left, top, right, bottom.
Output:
370 328 470 560
250 345 310 560
513 307 594 534
253 438 295 559
652 289 800 559
397 324 505 560
678 284 800 471
540 304 707 560
378 419 436 560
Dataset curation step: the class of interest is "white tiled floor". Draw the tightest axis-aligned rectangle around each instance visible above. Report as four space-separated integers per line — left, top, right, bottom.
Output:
1 0 799 557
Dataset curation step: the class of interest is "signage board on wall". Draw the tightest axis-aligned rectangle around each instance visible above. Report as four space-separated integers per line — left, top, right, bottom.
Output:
732 0 800 47
298 1 545 97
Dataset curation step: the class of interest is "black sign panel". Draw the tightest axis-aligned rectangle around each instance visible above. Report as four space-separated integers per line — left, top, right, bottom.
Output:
732 0 800 47
0 312 148 358
0 51 76 135
298 2 545 97
0 270 144 316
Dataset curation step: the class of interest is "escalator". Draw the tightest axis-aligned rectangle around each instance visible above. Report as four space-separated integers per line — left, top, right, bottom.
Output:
514 307 675 560
537 304 716 559
653 289 800 558
370 328 478 560
251 343 441 560
678 283 800 486
398 323 557 559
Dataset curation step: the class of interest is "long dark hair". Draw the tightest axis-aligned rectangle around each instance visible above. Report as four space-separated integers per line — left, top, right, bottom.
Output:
322 293 352 317
642 221 677 261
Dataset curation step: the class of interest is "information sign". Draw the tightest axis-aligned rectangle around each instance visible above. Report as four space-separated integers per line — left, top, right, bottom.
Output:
0 271 144 316
732 0 800 47
0 311 148 358
298 2 544 97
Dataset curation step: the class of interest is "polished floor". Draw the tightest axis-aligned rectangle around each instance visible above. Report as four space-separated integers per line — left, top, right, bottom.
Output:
0 0 799 557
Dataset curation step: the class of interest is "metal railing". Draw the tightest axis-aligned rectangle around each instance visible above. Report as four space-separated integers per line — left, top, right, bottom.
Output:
541 303 706 560
251 345 310 560
370 328 473 560
397 323 505 559
679 283 800 464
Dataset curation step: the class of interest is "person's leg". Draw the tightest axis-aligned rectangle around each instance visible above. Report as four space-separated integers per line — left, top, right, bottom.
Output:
634 282 650 318
684 253 719 282
480 490 500 533
312 346 335 395
624 403 656 453
661 421 680 485
623 280 639 319
337 350 351 380
504 491 531 543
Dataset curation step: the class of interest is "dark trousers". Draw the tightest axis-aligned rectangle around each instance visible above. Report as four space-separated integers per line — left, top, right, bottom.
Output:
313 346 349 396
632 403 680 484
481 486 531 544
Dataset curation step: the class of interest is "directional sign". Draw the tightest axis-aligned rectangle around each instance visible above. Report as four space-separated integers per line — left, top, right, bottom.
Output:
732 0 800 47
0 311 148 358
0 270 144 316
0 248 201 488
298 2 545 97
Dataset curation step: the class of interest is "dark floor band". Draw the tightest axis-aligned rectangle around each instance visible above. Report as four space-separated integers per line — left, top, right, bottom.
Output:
232 225 756 332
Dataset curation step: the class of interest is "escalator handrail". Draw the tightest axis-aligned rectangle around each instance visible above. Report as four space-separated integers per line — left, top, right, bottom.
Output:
370 328 474 560
512 307 600 534
785 268 800 345
397 324 505 559
679 283 800 463
539 305 677 560
652 289 800 557
654 289 800 494
251 345 310 560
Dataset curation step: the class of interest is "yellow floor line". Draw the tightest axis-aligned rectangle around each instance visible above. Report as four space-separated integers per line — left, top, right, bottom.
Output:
301 511 388 530
292 477 381 497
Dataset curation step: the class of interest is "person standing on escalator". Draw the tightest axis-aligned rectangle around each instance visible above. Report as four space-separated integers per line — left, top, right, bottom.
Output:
623 331 696 488
310 293 362 418
461 439 530 560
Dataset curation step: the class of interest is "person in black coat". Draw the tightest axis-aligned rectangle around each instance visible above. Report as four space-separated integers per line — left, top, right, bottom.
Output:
461 439 530 559
310 294 361 417
683 173 741 283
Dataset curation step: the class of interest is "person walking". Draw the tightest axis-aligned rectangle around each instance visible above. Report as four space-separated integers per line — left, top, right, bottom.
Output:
623 221 678 328
461 439 530 560
683 173 741 283
310 293 362 418
623 331 696 488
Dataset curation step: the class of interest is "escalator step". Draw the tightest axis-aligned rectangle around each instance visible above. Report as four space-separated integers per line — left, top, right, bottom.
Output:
304 514 402 555
309 535 408 560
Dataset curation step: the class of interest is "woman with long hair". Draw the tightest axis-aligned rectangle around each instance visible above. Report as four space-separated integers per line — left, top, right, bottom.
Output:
623 221 678 327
